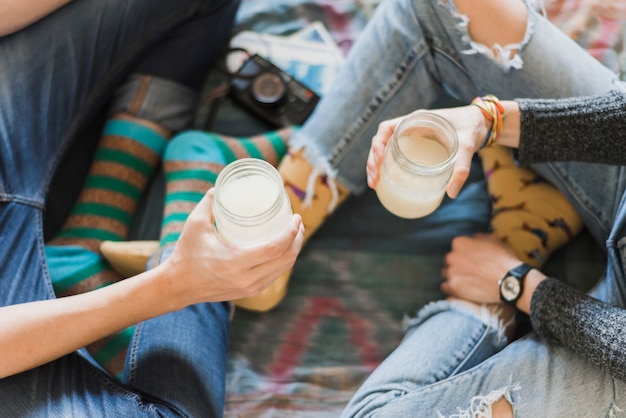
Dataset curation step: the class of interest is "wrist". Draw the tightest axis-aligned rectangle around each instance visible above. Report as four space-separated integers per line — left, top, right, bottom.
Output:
515 268 547 314
471 95 505 149
495 100 521 149
471 97 521 150
470 105 492 152
142 260 190 313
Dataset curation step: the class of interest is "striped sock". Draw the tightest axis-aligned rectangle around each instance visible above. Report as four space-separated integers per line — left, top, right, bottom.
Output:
151 128 293 259
45 116 168 379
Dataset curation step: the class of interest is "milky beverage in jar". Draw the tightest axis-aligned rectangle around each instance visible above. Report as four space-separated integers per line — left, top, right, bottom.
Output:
213 158 292 246
375 112 458 219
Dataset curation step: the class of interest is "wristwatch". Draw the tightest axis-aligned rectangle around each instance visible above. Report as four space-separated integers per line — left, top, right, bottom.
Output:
498 263 533 306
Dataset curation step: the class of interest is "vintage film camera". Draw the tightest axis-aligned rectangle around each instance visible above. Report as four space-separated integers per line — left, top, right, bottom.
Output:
229 54 320 127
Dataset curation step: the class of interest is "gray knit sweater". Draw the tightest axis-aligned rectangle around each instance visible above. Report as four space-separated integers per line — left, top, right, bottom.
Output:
516 90 626 382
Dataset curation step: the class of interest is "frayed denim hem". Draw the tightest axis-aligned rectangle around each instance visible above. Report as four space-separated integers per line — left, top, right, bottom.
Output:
290 131 362 194
402 300 510 350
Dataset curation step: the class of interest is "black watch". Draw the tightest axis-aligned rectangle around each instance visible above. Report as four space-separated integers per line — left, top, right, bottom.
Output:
498 263 533 306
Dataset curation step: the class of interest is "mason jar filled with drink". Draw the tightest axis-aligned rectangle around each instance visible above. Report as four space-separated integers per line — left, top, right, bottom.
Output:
375 112 458 219
213 158 292 246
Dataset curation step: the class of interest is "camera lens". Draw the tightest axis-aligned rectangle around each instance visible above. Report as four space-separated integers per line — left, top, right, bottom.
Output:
251 72 286 105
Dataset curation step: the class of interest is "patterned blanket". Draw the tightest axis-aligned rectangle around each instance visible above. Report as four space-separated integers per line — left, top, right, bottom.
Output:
222 1 624 416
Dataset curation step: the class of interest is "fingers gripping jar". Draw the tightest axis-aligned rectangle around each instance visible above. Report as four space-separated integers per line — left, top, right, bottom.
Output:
213 158 292 246
375 112 458 219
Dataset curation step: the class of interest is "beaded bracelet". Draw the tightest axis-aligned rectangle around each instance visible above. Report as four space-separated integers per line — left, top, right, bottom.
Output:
471 95 505 149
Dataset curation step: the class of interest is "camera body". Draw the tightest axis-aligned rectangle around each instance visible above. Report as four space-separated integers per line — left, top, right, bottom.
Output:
230 54 320 127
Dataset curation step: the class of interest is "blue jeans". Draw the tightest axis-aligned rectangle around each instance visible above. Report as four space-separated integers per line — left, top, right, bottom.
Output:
0 0 239 416
291 0 626 415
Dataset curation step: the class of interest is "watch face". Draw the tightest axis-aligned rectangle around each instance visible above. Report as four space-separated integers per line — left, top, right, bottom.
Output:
500 276 521 302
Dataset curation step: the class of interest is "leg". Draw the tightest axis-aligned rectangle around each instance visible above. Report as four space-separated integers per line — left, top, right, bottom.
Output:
293 0 620 195
342 303 625 417
0 0 241 414
342 301 510 418
128 263 233 418
480 144 584 268
243 0 621 311
97 125 295 314
1 0 237 313
146 128 292 266
538 162 626 307
43 0 240 380
100 127 294 276
0 299 230 418
451 0 583 268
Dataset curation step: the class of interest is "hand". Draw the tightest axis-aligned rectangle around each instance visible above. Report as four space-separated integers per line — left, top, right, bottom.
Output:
440 233 521 304
366 105 489 198
160 188 305 308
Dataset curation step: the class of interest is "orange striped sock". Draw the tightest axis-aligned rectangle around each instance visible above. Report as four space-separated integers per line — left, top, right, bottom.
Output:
45 115 168 379
150 128 293 263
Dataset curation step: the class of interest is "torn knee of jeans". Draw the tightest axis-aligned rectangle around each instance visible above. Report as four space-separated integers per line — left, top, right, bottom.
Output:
437 0 536 71
452 300 514 346
403 300 511 347
439 386 518 418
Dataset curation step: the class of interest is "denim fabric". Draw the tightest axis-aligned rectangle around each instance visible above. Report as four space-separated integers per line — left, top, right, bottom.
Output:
343 302 624 417
293 0 619 194
0 0 239 416
292 0 626 415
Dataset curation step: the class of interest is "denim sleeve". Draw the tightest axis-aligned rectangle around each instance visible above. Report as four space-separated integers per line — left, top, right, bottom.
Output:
516 90 626 166
530 278 626 382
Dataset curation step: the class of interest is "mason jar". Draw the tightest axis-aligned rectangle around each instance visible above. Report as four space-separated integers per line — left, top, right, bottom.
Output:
375 112 458 219
213 158 292 246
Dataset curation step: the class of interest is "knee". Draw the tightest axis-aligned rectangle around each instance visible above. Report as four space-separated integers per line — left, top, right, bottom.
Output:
450 0 529 64
164 131 227 164
491 397 514 418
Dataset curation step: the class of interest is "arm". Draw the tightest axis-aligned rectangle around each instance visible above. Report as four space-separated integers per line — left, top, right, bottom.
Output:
372 90 626 378
443 234 626 382
367 90 626 198
0 191 304 378
0 0 72 37
529 277 626 381
0 266 174 378
493 90 626 165
515 90 626 165
518 270 626 381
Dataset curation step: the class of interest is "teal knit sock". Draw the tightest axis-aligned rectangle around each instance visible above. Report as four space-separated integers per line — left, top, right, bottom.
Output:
149 127 293 266
46 117 168 379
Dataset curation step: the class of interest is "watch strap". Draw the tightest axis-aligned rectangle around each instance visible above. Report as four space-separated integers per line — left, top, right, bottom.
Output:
499 263 533 305
508 263 533 280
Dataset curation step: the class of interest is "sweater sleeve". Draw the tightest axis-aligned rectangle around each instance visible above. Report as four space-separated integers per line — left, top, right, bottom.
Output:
516 90 626 166
530 278 626 382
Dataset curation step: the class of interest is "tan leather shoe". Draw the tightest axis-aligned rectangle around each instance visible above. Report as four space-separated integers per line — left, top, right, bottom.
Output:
234 268 291 312
100 240 159 277
233 148 350 312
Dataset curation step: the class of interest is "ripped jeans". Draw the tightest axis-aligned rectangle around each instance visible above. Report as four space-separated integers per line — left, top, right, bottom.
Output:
288 0 626 416
343 300 626 417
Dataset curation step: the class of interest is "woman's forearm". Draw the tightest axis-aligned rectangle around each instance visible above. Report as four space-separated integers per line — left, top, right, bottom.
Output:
0 264 176 378
0 0 73 36
529 277 626 381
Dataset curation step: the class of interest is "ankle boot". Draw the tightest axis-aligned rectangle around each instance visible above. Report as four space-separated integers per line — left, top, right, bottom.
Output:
234 148 350 312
